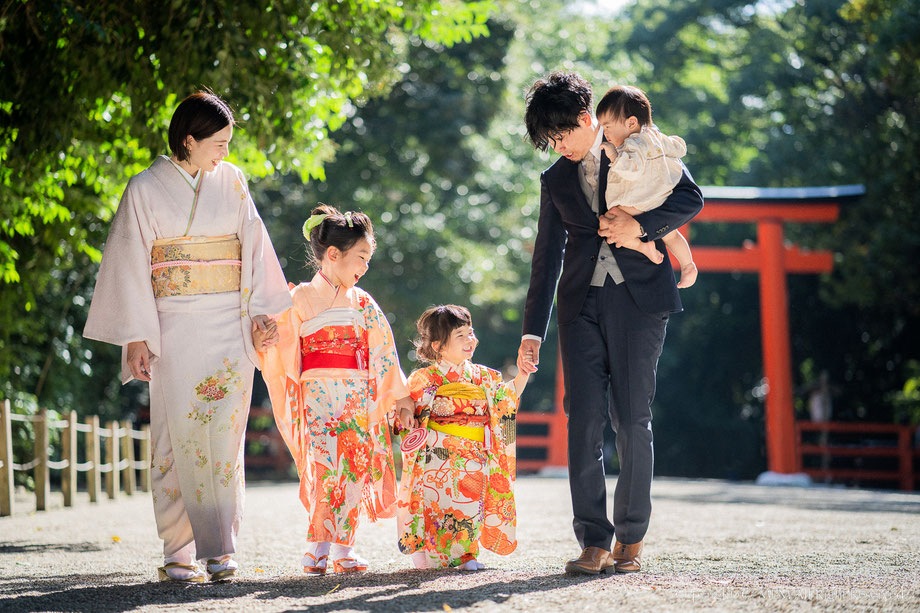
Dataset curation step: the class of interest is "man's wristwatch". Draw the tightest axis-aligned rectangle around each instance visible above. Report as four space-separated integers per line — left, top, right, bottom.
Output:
638 224 647 238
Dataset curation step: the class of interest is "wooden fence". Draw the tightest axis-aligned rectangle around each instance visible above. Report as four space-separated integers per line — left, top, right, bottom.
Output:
796 421 919 491
244 406 291 474
0 399 151 517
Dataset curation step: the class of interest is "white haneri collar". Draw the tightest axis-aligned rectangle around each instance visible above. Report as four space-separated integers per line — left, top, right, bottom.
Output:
163 155 202 189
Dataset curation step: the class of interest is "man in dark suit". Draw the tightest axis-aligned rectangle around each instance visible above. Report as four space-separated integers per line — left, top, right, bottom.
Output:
518 72 703 575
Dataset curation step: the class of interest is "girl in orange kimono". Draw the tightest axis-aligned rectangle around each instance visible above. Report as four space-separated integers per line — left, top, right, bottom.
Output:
397 305 534 570
256 205 415 575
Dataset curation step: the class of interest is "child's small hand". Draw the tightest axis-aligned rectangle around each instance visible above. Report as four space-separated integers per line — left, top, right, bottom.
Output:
252 317 279 352
518 359 538 376
600 141 618 159
395 396 418 431
398 406 418 431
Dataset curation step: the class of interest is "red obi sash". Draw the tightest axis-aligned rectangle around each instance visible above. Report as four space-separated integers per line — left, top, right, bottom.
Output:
301 324 369 372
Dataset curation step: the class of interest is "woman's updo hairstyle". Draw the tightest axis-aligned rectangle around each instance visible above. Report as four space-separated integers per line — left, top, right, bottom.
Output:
304 204 374 264
168 91 235 162
414 304 472 363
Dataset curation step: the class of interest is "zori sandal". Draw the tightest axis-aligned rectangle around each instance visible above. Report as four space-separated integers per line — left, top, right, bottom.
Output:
205 556 239 582
302 552 328 576
332 556 368 573
205 555 240 583
157 562 206 583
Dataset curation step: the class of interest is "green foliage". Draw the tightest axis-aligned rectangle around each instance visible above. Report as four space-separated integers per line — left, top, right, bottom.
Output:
890 361 920 426
0 0 495 421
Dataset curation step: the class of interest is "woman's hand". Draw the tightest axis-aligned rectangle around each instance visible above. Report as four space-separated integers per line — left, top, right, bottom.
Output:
251 315 279 351
126 341 151 382
395 395 418 430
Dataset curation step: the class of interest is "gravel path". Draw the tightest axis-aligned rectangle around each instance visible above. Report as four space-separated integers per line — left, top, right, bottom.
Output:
2 477 919 612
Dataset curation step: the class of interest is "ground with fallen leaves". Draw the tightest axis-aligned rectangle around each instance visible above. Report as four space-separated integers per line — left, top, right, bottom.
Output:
2 477 918 612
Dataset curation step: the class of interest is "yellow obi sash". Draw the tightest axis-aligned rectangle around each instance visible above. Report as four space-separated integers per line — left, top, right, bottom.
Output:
429 382 488 443
429 421 486 443
150 234 242 298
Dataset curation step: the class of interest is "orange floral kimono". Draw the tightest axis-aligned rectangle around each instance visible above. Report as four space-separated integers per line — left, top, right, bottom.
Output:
258 277 408 545
397 360 519 567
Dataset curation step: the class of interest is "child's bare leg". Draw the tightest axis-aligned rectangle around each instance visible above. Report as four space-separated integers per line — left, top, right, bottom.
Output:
607 205 663 263
619 236 664 264
662 230 697 288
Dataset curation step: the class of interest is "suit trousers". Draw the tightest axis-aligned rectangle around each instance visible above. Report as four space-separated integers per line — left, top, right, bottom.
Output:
558 277 668 549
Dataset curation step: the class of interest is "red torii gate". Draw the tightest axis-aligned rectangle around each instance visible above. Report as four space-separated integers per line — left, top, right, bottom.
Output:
686 184 863 473
521 184 864 475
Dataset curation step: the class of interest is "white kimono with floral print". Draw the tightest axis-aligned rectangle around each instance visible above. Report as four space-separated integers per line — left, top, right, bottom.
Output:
84 155 291 561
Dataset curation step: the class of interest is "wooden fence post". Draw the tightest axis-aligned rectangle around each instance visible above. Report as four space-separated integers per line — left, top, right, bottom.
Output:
35 408 50 511
86 415 100 503
0 399 13 516
139 424 151 493
106 421 120 500
121 420 136 495
62 411 78 507
898 426 913 492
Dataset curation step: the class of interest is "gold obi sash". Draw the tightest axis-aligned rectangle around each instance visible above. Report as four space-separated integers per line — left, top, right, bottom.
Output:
150 234 242 298
429 382 489 444
437 382 487 401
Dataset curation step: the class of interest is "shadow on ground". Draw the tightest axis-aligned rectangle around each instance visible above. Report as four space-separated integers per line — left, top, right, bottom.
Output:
0 541 107 554
1 570 609 613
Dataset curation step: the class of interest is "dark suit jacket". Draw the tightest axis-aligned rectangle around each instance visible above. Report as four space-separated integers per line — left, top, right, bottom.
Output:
522 153 704 340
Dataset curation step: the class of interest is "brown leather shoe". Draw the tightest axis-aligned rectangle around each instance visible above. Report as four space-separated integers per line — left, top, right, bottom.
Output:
564 546 615 575
612 540 643 573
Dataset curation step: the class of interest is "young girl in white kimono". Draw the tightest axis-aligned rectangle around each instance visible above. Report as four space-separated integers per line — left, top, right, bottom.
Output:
84 93 292 582
596 85 698 288
396 305 534 570
255 205 416 574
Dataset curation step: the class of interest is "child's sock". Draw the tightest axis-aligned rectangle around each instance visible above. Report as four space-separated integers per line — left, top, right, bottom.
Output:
411 551 430 569
304 541 331 558
458 558 485 571
302 541 331 574
330 543 368 571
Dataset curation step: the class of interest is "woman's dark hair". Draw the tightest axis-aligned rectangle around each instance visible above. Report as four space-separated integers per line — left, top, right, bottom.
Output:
595 85 652 127
305 204 375 264
524 72 593 151
414 305 473 363
168 92 235 162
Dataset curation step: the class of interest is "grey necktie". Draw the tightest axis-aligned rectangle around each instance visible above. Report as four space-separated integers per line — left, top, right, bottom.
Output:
583 153 598 195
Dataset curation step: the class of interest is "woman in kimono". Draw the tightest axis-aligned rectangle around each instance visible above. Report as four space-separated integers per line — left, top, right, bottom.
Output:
397 305 533 570
256 205 415 575
83 92 292 582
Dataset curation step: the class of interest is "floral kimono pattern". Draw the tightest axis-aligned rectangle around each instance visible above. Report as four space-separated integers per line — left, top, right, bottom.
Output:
397 361 519 567
259 280 408 546
83 156 291 561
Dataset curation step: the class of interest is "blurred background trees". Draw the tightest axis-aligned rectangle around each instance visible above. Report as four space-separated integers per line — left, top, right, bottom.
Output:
1 0 917 480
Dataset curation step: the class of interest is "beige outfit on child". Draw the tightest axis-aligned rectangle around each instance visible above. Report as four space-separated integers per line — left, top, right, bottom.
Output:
604 125 687 213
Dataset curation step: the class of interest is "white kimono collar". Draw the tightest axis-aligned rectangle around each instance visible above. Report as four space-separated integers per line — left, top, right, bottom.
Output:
306 270 355 307
436 359 472 381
